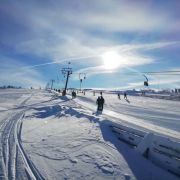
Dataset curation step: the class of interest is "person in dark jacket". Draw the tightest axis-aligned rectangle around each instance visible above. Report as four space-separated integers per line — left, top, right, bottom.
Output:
72 91 76 99
124 92 127 100
96 96 105 111
118 93 121 99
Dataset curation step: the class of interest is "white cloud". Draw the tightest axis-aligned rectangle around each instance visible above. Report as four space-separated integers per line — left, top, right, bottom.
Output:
1 0 180 61
1 0 180 88
73 65 115 80
0 56 46 88
72 49 155 78
150 74 180 88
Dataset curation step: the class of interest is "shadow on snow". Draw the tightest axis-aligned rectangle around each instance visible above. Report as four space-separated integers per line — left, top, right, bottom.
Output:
29 101 154 180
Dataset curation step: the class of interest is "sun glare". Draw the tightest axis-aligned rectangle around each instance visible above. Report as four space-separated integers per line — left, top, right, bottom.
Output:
101 51 121 70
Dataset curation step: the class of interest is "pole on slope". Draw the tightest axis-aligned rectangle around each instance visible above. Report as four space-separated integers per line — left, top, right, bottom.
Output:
51 80 55 90
61 62 72 95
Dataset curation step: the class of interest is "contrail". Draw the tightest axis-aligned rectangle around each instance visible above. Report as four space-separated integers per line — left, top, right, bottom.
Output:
6 55 100 77
21 55 100 70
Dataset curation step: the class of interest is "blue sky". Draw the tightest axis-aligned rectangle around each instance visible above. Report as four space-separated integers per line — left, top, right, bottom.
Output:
0 0 180 90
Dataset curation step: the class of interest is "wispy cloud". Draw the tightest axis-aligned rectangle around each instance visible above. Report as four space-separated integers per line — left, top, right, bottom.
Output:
0 0 180 88
72 65 115 80
18 41 177 73
73 54 154 78
0 56 46 88
1 0 179 60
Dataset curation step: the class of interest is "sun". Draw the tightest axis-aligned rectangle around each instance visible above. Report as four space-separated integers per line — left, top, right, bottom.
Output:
101 51 121 70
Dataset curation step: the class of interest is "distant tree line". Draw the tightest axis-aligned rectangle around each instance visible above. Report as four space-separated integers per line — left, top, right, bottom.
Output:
0 85 22 89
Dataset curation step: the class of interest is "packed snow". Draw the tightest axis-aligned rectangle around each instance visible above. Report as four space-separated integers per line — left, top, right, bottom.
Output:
73 91 180 140
0 89 179 180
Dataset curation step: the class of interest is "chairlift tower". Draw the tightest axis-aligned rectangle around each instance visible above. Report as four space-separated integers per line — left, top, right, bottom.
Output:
45 82 50 90
50 79 55 90
61 62 72 95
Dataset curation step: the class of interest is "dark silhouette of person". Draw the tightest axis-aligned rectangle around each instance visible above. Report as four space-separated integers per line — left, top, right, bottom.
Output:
96 96 105 111
72 91 76 99
72 91 74 99
124 92 127 100
62 90 66 96
118 93 121 99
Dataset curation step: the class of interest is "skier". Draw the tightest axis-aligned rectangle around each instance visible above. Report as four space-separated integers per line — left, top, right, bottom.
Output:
124 92 127 100
96 95 105 111
118 93 121 99
72 91 74 99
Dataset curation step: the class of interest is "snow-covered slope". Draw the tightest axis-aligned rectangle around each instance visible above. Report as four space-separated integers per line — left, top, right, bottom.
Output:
73 91 180 140
0 89 179 179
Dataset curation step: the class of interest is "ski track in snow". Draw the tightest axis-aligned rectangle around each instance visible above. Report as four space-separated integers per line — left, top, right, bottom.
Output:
0 89 179 180
21 90 179 179
0 90 44 180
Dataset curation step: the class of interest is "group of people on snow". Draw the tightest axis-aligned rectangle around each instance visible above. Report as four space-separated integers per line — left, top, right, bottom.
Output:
117 92 128 100
70 90 128 112
96 92 105 111
96 91 128 112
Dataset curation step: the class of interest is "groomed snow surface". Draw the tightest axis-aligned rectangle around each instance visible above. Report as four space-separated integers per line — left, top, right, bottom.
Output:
0 89 179 180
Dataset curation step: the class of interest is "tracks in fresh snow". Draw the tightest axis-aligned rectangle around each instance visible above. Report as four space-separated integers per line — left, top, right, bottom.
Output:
0 96 44 180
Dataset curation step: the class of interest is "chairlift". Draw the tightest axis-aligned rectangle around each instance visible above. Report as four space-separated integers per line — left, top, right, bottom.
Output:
143 74 149 86
144 81 148 86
